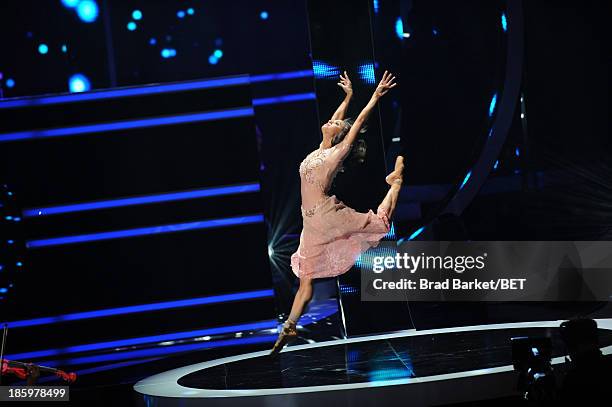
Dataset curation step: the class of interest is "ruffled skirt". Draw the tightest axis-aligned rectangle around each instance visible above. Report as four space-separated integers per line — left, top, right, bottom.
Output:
290 195 390 279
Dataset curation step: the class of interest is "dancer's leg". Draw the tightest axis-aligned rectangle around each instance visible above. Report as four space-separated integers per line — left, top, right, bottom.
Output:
379 156 404 219
287 276 313 325
270 276 313 354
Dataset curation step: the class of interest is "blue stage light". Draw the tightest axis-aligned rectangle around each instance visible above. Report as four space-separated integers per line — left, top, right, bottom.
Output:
0 107 254 142
7 320 278 360
253 92 316 106
127 21 137 31
76 0 99 23
6 78 15 88
357 63 376 85
260 11 269 20
38 44 49 54
3 289 274 329
161 48 176 58
68 74 91 93
16 261 22 267
61 44 68 53
187 8 194 15
488 92 497 117
460 170 472 189
132 10 142 20
408 226 425 241
23 183 260 217
213 49 223 58
0 288 7 294
501 13 508 32
208 55 219 65
373 0 379 14
515 147 520 157
26 214 264 248
395 17 404 39
177 10 186 18
312 60 340 79
61 0 79 8
149 38 156 45
494 160 499 170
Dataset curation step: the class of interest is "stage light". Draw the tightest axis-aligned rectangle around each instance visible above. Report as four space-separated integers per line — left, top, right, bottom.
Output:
177 10 186 19
260 11 269 20
515 147 520 157
68 74 91 93
16 262 22 267
312 60 340 79
268 245 274 258
408 226 425 241
501 13 508 32
433 28 438 36
213 49 223 58
494 160 499 170
208 55 219 65
132 10 142 20
520 113 525 119
161 48 176 58
373 0 379 14
7 240 14 244
76 0 99 23
127 21 137 31
488 92 497 117
187 8 195 15
357 63 376 85
6 78 15 88
38 44 49 54
61 44 68 53
460 170 472 189
0 288 7 294
5 216 12 220
61 0 79 8
149 38 156 45
395 17 404 40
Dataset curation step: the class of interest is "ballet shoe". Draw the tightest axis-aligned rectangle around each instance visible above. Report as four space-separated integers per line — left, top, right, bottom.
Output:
385 156 404 186
269 321 298 356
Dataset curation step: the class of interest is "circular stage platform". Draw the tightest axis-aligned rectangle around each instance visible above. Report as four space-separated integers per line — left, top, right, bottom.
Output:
134 319 612 406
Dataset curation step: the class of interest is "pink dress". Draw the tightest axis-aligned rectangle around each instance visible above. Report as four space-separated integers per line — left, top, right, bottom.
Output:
290 141 391 279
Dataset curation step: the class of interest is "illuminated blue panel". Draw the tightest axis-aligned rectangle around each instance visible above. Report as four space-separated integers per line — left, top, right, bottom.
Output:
23 183 260 217
2 289 274 329
312 60 340 79
76 0 99 23
249 70 313 82
395 17 404 39
253 92 316 106
501 13 508 32
0 76 250 108
6 320 277 359
460 170 472 189
488 93 498 117
26 214 264 248
0 107 254 143
358 63 376 85
69 73 91 93
36 335 277 367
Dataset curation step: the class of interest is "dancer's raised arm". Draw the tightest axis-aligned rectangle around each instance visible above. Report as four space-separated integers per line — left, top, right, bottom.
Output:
338 70 397 148
330 71 353 121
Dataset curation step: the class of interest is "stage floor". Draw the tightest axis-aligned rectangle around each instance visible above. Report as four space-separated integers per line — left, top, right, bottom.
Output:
134 319 612 406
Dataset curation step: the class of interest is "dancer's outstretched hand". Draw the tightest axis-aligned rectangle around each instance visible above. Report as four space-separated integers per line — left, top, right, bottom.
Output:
374 70 397 98
337 71 353 95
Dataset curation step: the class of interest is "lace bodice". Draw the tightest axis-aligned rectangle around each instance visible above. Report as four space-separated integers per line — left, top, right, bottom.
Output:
298 142 351 216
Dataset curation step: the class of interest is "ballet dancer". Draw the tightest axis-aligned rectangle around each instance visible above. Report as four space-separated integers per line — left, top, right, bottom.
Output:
270 70 403 354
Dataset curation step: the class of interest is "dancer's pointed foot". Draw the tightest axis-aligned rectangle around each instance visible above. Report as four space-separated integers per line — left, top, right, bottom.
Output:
385 156 404 186
269 320 298 356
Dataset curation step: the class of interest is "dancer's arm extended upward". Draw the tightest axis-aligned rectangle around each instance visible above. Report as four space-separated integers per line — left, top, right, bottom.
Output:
338 70 397 148
331 71 353 121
